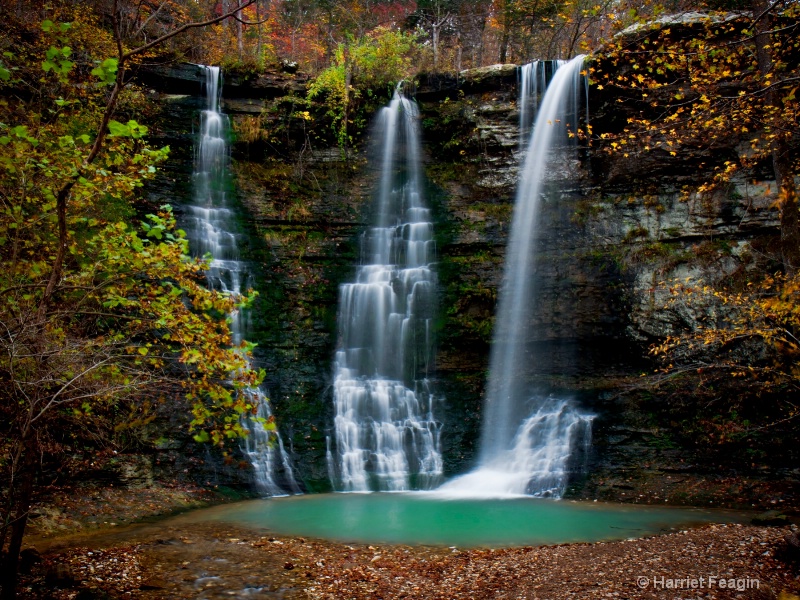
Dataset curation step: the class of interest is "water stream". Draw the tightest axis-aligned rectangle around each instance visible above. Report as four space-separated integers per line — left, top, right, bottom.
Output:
187 65 299 496
438 56 593 498
328 88 443 492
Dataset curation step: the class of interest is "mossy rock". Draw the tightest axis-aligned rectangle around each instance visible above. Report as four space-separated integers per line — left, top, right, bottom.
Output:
752 510 790 526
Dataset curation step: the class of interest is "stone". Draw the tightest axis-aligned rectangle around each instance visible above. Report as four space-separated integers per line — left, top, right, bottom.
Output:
44 563 77 588
19 547 41 574
751 510 790 526
618 11 745 37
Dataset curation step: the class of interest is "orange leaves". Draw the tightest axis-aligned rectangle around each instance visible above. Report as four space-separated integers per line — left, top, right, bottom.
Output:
649 272 800 399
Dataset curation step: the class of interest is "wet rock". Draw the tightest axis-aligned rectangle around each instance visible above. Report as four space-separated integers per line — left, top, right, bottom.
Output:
117 454 154 489
19 547 41 574
133 62 308 99
752 510 790 526
44 563 77 588
783 531 800 561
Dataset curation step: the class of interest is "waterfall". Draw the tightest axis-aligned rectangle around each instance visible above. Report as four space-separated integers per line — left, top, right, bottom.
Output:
328 88 443 492
187 65 300 496
436 56 593 499
518 60 565 148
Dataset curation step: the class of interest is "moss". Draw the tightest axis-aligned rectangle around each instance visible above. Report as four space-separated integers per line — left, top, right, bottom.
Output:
623 225 650 242
572 197 606 226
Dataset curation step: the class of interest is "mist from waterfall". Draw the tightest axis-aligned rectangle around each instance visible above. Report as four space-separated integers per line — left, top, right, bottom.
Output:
187 65 300 496
436 56 593 499
328 88 443 492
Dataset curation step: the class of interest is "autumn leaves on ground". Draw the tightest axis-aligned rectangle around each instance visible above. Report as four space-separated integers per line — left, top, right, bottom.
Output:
16 498 800 599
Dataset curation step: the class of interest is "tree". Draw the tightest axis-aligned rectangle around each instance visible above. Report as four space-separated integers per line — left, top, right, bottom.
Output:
307 26 421 150
593 4 800 458
593 4 799 269
646 275 799 451
0 1 261 598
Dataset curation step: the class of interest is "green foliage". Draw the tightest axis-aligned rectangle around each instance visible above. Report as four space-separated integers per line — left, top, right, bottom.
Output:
307 27 421 149
0 15 265 483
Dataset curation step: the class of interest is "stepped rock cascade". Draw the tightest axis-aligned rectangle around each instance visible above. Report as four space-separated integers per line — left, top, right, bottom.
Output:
329 89 443 492
436 56 593 499
187 66 299 496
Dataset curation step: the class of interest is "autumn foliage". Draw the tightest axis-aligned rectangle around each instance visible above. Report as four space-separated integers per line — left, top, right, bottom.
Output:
0 3 268 597
595 3 799 452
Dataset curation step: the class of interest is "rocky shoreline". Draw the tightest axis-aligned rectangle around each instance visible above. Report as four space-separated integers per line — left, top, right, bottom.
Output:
19 519 800 599
18 481 800 599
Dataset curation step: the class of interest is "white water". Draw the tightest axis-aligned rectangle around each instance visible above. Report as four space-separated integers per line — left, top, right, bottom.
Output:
187 66 299 496
437 56 593 499
518 60 565 148
329 89 443 492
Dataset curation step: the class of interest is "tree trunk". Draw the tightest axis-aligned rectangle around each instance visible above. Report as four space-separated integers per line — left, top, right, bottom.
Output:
237 9 244 60
752 0 800 273
500 17 510 63
343 64 352 151
256 0 262 65
775 144 800 274
432 23 440 70
0 443 38 600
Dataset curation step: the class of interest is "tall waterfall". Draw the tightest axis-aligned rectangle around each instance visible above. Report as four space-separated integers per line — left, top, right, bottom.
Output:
437 56 593 499
328 89 443 492
187 66 299 496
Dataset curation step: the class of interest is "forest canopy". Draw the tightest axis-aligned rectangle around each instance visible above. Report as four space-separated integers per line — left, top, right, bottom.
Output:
1 0 696 78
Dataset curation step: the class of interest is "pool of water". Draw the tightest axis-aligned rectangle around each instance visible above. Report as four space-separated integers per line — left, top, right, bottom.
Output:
186 493 747 548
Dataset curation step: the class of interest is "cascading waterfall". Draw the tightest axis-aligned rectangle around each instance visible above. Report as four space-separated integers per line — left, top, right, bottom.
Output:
518 60 565 148
329 88 443 492
437 56 593 499
187 65 299 496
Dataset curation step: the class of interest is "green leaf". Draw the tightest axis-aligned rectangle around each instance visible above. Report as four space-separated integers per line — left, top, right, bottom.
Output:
41 19 54 32
107 120 130 137
193 430 210 443
91 57 118 85
0 66 9 81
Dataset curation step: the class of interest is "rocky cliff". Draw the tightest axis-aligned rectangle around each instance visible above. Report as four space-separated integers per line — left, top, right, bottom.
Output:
138 56 798 509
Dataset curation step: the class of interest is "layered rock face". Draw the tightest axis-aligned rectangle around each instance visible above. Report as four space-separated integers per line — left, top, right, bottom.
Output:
139 59 796 506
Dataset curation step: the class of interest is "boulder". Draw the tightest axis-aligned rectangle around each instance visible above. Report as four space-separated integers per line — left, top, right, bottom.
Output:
752 510 790 526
